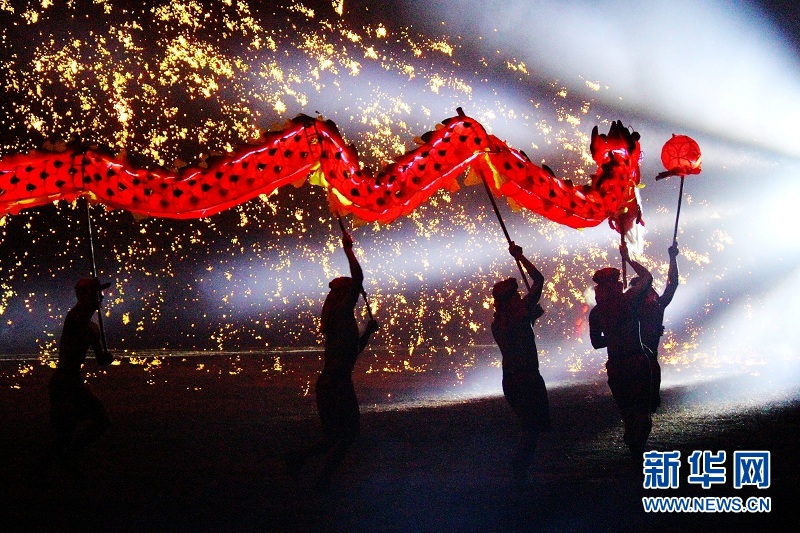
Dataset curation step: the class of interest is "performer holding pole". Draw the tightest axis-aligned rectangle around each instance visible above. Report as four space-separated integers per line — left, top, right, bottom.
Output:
336 216 375 321
286 220 379 489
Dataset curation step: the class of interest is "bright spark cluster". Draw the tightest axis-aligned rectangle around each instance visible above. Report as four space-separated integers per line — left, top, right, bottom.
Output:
0 0 723 380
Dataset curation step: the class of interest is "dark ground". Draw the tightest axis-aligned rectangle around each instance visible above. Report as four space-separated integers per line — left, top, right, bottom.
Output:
0 356 798 532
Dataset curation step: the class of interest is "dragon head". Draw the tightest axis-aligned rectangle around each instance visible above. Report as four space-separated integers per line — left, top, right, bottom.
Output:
590 121 644 240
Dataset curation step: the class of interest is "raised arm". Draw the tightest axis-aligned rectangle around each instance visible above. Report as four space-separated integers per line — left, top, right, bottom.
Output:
345 230 378 354
509 242 544 303
342 230 364 289
621 242 652 300
659 244 679 307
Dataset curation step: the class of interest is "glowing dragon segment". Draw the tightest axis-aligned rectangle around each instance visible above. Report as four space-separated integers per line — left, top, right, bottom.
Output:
469 120 642 232
0 120 326 219
99 121 326 218
315 115 486 224
476 137 596 229
0 113 643 234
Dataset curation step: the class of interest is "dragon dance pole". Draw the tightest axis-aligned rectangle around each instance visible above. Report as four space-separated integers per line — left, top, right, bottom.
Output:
620 232 628 289
480 177 532 293
455 105 530 293
672 175 686 247
84 196 109 353
336 216 375 321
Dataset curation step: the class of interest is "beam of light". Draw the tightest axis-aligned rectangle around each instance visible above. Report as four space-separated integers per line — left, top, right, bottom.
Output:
200 257 329 311
421 0 800 157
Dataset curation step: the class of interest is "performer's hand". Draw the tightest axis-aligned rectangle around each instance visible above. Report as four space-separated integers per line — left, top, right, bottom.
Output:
342 231 353 249
509 242 523 259
668 244 679 258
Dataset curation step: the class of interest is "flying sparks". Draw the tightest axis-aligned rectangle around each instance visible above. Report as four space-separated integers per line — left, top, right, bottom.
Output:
0 0 755 387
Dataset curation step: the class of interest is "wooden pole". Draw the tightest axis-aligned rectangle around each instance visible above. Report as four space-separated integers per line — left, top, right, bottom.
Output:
480 177 532 292
672 175 685 246
84 196 109 353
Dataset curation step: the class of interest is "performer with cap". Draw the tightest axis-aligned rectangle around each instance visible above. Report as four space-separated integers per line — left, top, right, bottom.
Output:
49 277 114 464
630 244 680 412
491 242 550 485
589 243 654 457
286 230 378 490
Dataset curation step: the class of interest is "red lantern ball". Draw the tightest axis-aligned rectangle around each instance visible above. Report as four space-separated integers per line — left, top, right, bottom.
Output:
661 134 701 175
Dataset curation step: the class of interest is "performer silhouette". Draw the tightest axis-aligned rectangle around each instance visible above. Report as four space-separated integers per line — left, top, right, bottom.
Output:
589 243 653 456
491 242 550 484
286 231 378 489
630 244 679 412
49 277 114 464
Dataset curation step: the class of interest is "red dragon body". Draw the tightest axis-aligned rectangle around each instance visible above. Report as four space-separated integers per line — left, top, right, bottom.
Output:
0 111 642 233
